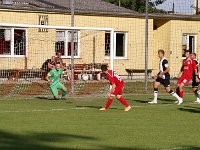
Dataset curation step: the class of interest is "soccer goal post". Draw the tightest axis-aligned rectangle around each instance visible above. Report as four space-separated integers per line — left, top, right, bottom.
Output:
0 23 114 98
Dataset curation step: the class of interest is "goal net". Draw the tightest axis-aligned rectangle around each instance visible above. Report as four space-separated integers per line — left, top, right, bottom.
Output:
0 23 115 99
0 0 198 99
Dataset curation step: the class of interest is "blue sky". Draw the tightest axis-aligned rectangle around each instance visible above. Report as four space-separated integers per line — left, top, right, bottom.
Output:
155 0 194 14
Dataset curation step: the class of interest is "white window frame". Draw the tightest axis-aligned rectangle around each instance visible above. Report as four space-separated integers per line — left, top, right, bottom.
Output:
58 30 80 59
0 28 27 58
183 34 197 52
105 32 127 60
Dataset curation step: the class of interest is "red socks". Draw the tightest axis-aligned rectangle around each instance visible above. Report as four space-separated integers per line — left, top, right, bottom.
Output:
179 91 184 98
105 98 113 109
117 97 129 107
105 97 129 109
176 87 180 96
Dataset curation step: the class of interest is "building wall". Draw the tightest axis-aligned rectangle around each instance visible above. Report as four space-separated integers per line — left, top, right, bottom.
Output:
152 19 171 75
169 20 200 77
74 15 154 75
0 10 70 70
152 19 200 77
0 10 154 75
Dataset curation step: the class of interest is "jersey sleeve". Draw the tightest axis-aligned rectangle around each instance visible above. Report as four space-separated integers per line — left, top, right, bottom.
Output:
193 60 197 70
60 68 64 75
163 59 169 68
47 70 53 77
108 70 115 85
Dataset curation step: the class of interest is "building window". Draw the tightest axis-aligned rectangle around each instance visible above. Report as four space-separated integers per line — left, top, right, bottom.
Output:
39 15 48 32
105 32 127 58
105 33 110 56
116 33 125 57
0 28 26 57
55 30 79 58
182 34 196 57
0 29 11 55
14 29 26 55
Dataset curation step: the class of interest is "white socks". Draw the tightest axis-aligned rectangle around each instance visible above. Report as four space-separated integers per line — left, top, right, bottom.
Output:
153 91 158 102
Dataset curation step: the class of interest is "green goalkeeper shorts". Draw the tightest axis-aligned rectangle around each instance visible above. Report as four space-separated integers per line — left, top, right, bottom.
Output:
49 82 66 97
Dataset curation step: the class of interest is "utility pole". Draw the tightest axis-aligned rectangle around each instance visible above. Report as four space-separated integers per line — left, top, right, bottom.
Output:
145 0 149 92
70 0 75 93
119 0 121 7
196 0 199 15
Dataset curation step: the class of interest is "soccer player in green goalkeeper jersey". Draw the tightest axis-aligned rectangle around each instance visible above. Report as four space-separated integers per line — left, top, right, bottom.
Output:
46 63 70 100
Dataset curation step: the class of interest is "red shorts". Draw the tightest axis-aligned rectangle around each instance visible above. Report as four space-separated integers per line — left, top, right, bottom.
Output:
111 84 124 96
177 75 192 85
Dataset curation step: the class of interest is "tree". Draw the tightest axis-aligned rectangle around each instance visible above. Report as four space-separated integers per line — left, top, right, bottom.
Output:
104 0 166 13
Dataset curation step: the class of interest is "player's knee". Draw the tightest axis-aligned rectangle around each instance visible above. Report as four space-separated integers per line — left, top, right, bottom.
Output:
62 86 67 92
194 89 198 93
116 95 122 99
168 90 173 94
106 93 112 99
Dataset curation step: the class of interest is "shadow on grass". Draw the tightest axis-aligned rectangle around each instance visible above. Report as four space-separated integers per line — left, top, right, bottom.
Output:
157 98 175 102
76 105 118 110
35 96 72 103
132 99 148 103
0 130 96 150
99 146 200 150
179 106 200 113
0 130 199 150
35 96 54 100
132 97 176 105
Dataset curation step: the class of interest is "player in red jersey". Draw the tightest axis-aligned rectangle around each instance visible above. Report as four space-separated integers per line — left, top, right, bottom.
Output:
176 50 199 105
99 65 131 111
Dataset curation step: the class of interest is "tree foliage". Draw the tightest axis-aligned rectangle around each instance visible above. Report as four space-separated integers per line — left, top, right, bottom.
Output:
104 0 167 13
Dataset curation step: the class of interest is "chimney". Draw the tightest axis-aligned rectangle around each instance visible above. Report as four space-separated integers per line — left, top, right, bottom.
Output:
2 0 13 5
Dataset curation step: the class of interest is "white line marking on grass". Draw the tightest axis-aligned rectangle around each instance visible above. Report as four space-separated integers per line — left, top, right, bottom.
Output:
71 107 87 110
0 108 69 113
0 102 197 114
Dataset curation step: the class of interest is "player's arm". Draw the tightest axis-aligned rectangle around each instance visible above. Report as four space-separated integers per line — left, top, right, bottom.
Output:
158 66 170 78
107 83 116 98
158 60 170 78
48 63 54 70
46 72 53 84
109 83 116 93
193 61 199 82
177 62 184 78
198 64 200 76
65 69 71 80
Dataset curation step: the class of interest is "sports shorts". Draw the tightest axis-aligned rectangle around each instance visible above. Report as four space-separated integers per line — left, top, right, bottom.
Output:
156 77 170 87
177 75 191 85
111 83 124 96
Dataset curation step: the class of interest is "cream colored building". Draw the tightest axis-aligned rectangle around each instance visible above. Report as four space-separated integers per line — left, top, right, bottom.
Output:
0 0 199 77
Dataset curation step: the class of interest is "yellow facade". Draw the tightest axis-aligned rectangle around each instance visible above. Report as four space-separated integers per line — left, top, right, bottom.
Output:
152 19 200 77
0 10 154 75
0 9 199 77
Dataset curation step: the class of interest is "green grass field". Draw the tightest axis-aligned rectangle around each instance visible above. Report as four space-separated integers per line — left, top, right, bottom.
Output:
0 95 200 150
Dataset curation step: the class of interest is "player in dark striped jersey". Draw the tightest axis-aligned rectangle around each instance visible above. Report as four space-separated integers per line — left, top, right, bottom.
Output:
190 53 200 103
148 50 182 104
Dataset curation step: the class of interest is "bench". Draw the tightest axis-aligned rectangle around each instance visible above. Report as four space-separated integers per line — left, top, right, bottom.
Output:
125 69 153 79
69 63 108 80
